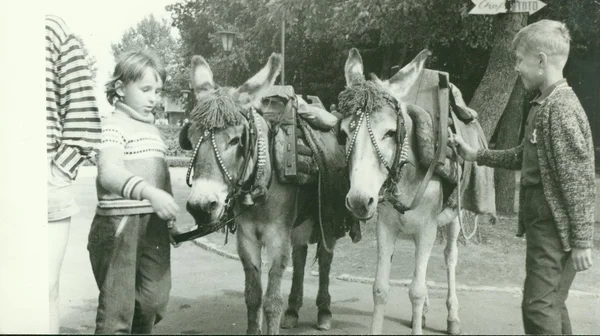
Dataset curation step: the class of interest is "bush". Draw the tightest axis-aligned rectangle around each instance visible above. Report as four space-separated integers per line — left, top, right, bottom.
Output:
156 124 192 158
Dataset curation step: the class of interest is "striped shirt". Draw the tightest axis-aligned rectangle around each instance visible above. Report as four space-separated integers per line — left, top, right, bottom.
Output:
46 15 101 178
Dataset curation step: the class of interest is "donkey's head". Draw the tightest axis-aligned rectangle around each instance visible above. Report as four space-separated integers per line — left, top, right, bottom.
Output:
338 48 430 219
179 53 281 225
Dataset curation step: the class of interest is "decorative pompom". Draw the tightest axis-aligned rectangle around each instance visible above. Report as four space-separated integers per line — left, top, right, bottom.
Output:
338 80 395 117
189 87 245 133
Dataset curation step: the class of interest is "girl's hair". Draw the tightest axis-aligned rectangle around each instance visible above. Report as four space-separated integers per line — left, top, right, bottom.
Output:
105 49 167 105
511 19 571 58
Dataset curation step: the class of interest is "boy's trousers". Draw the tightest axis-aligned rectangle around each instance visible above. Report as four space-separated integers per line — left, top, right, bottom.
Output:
88 213 171 334
521 185 576 335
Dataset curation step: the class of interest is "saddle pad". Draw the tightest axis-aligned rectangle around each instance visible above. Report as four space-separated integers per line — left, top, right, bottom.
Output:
273 124 318 185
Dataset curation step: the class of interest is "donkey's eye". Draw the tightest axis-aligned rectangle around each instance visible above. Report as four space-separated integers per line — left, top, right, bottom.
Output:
229 137 240 146
384 130 397 139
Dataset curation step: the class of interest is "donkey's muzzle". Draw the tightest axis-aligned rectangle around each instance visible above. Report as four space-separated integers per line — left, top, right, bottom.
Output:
186 200 221 225
345 194 375 220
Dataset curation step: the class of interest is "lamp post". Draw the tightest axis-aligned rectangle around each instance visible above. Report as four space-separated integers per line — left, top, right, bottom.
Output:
216 30 236 85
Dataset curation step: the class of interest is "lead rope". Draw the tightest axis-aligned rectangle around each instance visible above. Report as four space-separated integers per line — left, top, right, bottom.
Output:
449 140 478 242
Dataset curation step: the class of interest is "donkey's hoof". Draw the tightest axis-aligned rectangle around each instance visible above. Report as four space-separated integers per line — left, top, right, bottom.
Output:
447 320 461 335
246 327 262 334
316 313 332 331
281 312 299 329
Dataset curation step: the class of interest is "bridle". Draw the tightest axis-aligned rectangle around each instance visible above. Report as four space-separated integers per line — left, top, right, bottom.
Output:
342 96 425 214
186 106 266 195
341 80 477 241
172 107 267 243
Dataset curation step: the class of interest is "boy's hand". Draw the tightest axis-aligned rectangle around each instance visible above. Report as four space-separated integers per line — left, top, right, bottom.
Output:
571 247 593 272
449 133 478 162
142 186 180 220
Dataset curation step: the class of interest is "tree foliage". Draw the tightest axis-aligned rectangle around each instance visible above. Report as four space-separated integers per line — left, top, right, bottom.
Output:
167 0 599 175
75 35 98 81
111 14 188 100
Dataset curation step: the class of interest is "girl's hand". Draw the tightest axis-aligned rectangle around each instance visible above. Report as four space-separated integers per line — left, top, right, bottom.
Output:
167 219 182 248
141 186 180 220
450 133 478 162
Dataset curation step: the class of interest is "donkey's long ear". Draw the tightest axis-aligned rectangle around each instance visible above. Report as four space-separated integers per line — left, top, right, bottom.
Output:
344 48 364 87
233 53 282 107
179 123 193 150
190 55 215 97
387 49 431 98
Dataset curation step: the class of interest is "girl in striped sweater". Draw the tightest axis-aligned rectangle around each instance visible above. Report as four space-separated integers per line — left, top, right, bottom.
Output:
88 50 179 334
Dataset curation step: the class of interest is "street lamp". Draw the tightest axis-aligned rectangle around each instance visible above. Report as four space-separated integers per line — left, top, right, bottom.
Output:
217 31 237 85
217 31 236 53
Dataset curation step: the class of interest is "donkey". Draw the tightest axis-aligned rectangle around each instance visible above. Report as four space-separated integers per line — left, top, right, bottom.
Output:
337 48 463 335
179 53 338 334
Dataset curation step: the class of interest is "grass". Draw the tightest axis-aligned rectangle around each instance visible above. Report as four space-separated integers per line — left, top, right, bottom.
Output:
201 213 600 294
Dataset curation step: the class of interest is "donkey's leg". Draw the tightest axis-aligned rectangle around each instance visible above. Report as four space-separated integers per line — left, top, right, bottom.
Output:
238 231 263 334
263 229 291 335
409 224 437 335
371 219 398 335
316 237 336 331
444 215 461 335
281 243 307 329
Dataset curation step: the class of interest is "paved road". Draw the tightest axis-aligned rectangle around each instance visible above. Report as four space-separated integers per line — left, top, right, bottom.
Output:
59 167 600 334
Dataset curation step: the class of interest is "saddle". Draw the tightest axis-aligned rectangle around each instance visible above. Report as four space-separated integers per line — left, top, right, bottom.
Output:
258 86 361 243
258 85 336 185
398 69 495 214
404 69 476 186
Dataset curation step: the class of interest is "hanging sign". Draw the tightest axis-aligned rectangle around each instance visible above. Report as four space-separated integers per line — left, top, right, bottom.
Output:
469 0 546 15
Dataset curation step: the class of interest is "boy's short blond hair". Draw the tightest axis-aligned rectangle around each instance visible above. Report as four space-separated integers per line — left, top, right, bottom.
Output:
105 49 167 105
511 19 571 58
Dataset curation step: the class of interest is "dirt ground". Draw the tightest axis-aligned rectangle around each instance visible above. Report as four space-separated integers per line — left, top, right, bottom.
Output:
54 167 599 335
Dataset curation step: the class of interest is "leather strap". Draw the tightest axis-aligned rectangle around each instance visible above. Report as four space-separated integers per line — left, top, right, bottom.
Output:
406 72 450 210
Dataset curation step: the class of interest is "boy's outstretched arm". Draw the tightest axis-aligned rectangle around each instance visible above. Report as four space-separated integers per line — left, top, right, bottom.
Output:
451 133 523 170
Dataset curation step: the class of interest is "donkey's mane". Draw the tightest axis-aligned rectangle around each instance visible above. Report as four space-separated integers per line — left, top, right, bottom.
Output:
338 80 395 117
190 87 246 132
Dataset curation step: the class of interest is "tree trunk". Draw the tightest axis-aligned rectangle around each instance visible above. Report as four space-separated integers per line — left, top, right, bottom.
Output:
380 46 394 79
469 13 528 142
493 79 526 213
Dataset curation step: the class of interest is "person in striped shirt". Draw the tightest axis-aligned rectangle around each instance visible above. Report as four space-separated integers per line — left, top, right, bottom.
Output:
46 14 101 333
87 49 179 333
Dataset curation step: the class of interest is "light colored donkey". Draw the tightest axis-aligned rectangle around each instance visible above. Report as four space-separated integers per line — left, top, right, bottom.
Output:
338 48 462 335
180 53 337 334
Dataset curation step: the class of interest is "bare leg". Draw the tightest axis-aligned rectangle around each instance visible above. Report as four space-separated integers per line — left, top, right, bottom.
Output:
370 219 398 334
237 231 263 334
263 230 290 335
48 218 71 334
281 244 308 329
409 224 437 335
444 216 461 335
316 238 336 331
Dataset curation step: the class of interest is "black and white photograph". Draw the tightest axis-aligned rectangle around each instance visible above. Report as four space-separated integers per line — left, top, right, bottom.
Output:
0 0 598 334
